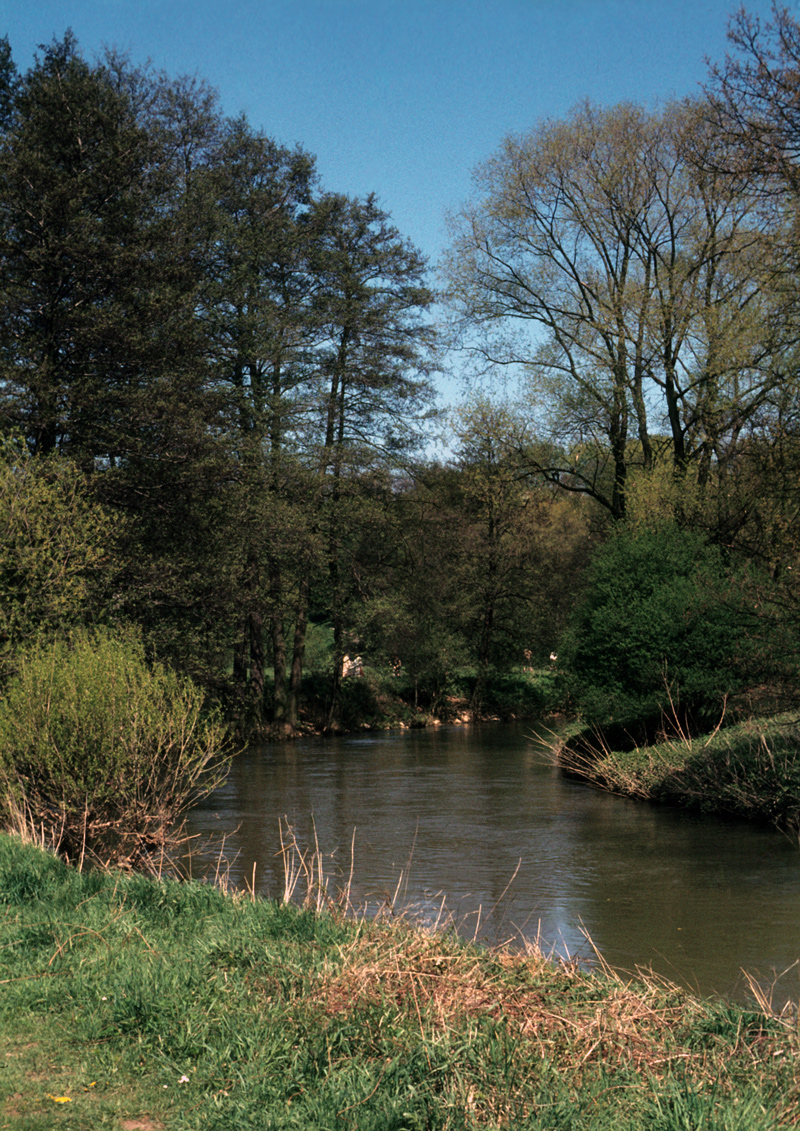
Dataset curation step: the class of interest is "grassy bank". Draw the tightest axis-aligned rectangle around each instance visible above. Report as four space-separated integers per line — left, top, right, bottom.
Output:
553 712 800 835
0 835 797 1130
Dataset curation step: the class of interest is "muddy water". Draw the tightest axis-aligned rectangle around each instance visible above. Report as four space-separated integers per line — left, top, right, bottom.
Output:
186 721 800 1006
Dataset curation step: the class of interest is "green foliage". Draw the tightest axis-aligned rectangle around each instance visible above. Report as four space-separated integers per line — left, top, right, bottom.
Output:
0 438 117 681
478 668 557 716
559 525 758 730
0 628 233 868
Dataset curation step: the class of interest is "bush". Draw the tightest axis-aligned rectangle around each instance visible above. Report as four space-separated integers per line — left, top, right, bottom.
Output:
480 669 556 716
0 628 234 870
0 438 118 683
558 525 758 731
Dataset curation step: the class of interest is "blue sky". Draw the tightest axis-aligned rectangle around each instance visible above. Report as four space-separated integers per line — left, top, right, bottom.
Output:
1 0 790 407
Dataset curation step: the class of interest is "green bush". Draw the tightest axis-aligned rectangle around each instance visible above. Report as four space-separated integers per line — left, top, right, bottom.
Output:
0 437 118 683
480 669 555 716
0 628 233 869
558 525 758 732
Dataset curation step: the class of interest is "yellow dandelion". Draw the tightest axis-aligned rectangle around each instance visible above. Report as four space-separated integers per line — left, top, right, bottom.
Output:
46 1094 72 1103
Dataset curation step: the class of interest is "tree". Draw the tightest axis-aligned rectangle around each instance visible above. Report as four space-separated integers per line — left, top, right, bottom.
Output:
559 524 759 732
0 36 17 130
444 99 788 524
450 400 545 710
707 5 800 201
198 117 322 729
0 34 208 465
0 33 443 732
357 462 472 716
310 193 437 727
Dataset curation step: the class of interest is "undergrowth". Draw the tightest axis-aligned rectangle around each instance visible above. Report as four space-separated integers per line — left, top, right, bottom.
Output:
0 833 797 1129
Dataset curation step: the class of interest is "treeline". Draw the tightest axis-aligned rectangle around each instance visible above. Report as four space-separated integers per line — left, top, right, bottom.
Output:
445 7 800 733
0 32 591 736
4 10 800 743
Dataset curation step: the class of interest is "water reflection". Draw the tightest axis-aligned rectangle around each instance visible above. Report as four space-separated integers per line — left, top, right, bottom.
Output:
186 722 800 1006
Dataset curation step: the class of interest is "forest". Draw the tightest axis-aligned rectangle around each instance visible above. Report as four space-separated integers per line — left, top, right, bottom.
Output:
3 8 800 748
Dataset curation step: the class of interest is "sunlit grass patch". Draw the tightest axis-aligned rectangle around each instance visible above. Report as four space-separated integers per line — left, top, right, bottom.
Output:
0 833 797 1129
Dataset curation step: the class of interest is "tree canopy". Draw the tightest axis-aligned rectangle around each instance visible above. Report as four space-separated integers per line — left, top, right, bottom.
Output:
4 16 800 736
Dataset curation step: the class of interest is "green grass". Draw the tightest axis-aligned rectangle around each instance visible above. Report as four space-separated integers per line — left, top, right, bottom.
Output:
555 713 800 835
0 834 797 1129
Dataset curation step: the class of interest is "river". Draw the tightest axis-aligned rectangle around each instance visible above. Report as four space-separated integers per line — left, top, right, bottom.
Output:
185 720 800 1008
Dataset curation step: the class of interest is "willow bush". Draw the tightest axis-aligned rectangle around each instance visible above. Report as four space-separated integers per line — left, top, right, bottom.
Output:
0 437 118 684
0 628 234 870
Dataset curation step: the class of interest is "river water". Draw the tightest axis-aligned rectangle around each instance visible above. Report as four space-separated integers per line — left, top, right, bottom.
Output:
186 721 800 1007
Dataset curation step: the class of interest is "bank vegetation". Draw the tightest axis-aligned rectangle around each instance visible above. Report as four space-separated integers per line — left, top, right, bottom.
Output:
1 833 797 1131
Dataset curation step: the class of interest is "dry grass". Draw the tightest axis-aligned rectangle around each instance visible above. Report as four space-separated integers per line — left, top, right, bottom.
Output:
310 919 800 1127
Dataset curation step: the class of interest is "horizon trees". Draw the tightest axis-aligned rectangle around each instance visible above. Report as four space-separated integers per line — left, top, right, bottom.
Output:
8 14 800 734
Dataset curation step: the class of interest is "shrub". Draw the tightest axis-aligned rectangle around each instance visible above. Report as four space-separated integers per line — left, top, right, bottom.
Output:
0 628 234 870
0 438 118 683
479 669 554 716
558 525 759 731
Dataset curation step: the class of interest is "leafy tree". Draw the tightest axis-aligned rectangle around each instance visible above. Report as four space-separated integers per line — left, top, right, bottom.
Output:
444 99 788 524
358 463 471 715
0 33 445 734
558 525 760 731
0 34 207 465
450 400 545 709
197 118 322 729
0 36 238 694
311 193 438 727
0 35 17 130
358 438 593 718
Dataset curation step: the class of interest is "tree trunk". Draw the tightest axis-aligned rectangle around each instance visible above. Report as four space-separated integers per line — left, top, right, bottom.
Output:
287 573 309 729
248 608 265 723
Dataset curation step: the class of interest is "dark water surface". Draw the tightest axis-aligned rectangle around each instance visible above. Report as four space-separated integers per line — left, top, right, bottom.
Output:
186 721 800 1006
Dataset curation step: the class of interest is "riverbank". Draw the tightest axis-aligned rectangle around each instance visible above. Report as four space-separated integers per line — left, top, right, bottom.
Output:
259 664 558 739
554 712 800 835
0 834 796 1130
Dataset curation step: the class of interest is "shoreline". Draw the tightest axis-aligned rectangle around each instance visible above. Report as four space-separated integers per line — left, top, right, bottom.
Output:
0 833 796 1129
552 711 800 835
